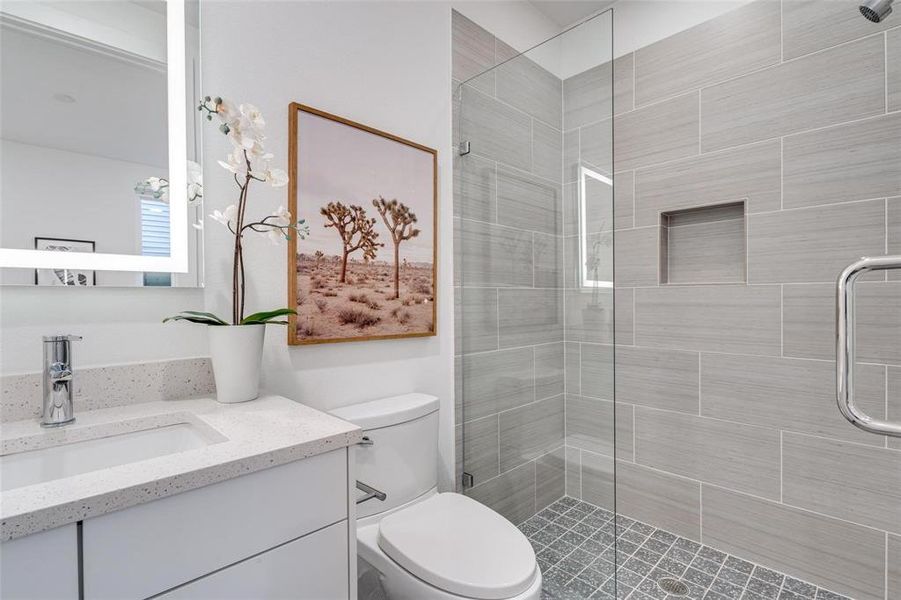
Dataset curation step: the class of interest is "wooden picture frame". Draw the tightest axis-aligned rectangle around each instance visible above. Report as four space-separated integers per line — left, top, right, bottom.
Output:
287 103 438 345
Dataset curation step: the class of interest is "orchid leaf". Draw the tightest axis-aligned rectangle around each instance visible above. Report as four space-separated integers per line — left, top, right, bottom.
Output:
241 308 296 325
163 311 228 325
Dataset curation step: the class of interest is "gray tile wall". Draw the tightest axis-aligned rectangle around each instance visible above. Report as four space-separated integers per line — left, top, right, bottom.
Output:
607 3 901 598
452 11 568 521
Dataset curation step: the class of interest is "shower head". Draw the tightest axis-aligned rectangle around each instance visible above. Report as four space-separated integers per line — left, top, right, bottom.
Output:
860 0 893 22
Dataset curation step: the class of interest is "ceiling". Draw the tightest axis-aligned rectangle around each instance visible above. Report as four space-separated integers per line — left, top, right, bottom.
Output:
528 0 616 27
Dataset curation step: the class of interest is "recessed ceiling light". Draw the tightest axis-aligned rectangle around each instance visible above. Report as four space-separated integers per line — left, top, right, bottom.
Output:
52 93 76 104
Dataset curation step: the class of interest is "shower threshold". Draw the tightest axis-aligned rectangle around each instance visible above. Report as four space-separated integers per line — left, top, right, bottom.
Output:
518 497 851 600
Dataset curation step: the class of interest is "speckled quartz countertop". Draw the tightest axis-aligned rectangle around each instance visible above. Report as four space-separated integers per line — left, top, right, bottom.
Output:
0 395 362 541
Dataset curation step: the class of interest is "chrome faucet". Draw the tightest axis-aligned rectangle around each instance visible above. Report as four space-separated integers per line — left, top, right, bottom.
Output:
41 335 82 427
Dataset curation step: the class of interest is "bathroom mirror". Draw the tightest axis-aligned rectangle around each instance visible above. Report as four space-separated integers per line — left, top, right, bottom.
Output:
0 0 204 287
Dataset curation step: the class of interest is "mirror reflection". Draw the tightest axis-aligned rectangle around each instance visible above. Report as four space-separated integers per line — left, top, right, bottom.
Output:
0 0 203 287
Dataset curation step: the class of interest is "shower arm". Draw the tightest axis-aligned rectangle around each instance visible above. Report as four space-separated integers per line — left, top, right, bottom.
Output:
836 255 901 438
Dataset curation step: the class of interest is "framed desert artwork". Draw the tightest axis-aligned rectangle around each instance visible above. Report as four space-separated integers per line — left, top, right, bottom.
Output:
288 103 437 345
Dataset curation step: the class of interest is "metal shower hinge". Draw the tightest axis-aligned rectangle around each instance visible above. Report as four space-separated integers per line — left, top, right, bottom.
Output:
458 141 471 156
462 472 474 489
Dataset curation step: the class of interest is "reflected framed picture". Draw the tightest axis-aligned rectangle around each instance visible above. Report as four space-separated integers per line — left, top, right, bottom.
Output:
287 103 437 345
34 237 96 286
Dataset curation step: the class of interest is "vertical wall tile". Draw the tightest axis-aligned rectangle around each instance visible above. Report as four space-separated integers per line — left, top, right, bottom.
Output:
466 461 535 525
701 354 887 446
564 289 614 344
615 404 634 462
889 535 901 600
890 198 900 281
782 0 896 60
614 171 634 230
532 120 562 183
458 220 533 287
889 27 901 112
701 486 887 600
635 285 782 355
613 53 634 116
536 447 566 510
614 92 699 171
782 433 901 534
783 113 901 209
460 85 532 171
455 287 498 354
565 446 581 498
499 395 564 472
580 119 613 174
615 227 658 287
701 35 885 152
497 166 561 235
460 415 500 485
634 0 780 106
634 407 781 499
783 282 901 364
451 11 495 94
580 343 614 400
496 53 562 128
454 153 496 221
634 140 781 227
580 450 614 509
498 288 563 347
564 342 580 396
534 232 562 289
890 367 901 451
614 287 634 346
563 130 579 184
748 199 885 283
563 62 611 130
616 461 701 541
535 343 564 400
565 394 614 455
616 346 699 414
461 348 534 421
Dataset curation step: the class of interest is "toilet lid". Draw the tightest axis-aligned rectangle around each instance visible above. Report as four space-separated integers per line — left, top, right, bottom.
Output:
377 493 537 600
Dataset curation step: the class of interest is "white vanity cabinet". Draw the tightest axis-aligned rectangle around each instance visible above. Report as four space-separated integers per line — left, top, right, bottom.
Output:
81 448 355 600
0 524 79 599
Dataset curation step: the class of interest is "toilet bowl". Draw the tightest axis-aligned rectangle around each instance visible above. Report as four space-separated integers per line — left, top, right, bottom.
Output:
331 394 541 600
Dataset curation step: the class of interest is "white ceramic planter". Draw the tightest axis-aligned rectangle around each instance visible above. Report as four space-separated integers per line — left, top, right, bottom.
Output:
208 324 265 404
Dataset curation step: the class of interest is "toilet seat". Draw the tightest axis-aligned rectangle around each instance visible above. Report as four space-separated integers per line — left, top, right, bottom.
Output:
376 493 537 600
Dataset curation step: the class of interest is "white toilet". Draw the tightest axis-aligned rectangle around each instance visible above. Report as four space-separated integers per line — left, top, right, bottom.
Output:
331 393 542 600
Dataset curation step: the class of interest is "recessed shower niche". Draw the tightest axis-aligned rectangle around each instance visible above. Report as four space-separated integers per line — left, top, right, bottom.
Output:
659 201 746 285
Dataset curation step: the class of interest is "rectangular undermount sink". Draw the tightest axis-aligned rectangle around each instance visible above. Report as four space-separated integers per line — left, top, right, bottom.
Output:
1 419 223 492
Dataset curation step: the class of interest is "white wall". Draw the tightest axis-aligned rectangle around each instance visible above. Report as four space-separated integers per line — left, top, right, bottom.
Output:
200 0 464 488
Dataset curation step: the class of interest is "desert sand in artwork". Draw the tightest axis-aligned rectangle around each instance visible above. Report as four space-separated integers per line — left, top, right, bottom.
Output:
295 253 434 341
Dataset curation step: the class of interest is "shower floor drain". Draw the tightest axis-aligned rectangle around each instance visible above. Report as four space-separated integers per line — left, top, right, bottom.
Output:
657 577 689 596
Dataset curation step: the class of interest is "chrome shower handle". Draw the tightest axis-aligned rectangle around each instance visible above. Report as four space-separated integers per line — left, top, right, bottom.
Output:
836 255 901 438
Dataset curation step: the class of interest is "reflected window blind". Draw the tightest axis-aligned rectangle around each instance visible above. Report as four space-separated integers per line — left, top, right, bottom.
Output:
140 199 170 257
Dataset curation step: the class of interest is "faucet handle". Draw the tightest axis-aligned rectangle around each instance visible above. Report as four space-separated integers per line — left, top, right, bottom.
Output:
42 335 83 343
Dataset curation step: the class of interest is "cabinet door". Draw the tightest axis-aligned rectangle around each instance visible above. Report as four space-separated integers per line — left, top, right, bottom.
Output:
0 524 78 600
83 449 347 599
157 520 349 600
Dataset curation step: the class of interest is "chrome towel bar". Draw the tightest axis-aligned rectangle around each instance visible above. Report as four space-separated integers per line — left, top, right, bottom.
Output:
836 255 901 438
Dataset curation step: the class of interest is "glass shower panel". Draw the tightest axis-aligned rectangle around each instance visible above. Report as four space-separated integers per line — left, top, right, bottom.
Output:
455 11 614 599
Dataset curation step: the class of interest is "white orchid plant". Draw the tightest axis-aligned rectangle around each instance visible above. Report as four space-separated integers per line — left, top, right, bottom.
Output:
165 97 309 327
135 161 204 204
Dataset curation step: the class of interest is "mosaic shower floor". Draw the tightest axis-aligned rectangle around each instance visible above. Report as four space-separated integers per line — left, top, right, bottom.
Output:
517 497 851 600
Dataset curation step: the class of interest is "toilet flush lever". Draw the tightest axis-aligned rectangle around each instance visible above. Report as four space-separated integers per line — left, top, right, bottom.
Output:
356 480 387 504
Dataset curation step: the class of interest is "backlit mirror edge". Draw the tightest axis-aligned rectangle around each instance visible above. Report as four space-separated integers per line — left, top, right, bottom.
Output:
0 0 190 275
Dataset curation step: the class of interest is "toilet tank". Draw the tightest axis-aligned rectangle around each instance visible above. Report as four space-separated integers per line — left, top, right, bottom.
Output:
330 393 439 518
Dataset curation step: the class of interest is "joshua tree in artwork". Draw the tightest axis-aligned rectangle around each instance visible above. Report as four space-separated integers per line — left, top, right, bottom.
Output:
314 250 324 266
320 202 382 283
372 196 420 299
